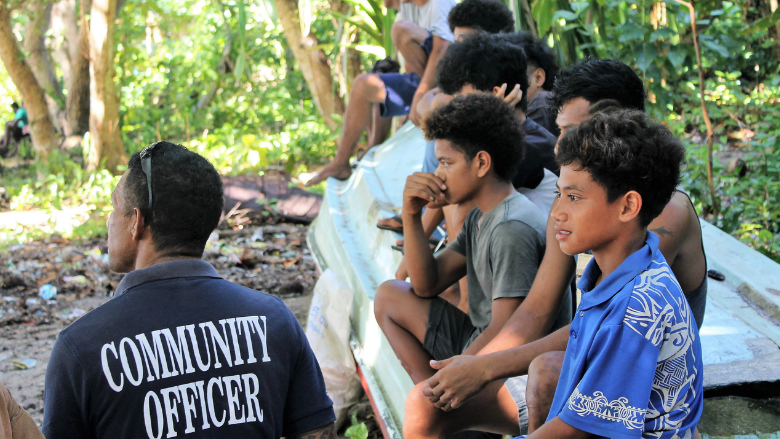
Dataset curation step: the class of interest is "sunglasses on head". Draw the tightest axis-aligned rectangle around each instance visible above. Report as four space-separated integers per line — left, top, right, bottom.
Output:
140 141 163 210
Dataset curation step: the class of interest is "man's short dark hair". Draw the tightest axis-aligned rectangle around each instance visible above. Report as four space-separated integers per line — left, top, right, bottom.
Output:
504 31 559 91
437 33 529 112
556 110 684 227
423 93 524 182
551 59 646 112
447 0 514 34
11 102 19 110
124 142 224 255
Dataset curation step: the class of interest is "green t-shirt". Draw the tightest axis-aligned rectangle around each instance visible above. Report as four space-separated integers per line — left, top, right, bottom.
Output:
15 108 28 128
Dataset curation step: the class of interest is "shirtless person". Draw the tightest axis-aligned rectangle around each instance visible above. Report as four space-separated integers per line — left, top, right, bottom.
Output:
414 59 707 437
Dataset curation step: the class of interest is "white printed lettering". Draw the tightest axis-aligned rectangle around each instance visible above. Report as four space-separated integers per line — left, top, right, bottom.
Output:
241 373 262 422
177 383 199 434
143 391 164 439
160 387 181 438
223 375 246 425
248 316 271 362
194 380 210 430
101 342 124 392
222 318 244 366
236 317 258 364
206 377 226 427
185 324 211 372
119 337 144 386
199 322 232 369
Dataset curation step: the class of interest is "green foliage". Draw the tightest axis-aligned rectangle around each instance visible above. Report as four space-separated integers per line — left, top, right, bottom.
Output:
115 0 337 172
344 412 370 439
678 80 780 263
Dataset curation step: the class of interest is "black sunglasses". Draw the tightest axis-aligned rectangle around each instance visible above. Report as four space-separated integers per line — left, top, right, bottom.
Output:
140 141 162 210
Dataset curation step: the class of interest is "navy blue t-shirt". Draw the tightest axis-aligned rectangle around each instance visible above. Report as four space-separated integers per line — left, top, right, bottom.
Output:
42 260 335 439
512 118 559 190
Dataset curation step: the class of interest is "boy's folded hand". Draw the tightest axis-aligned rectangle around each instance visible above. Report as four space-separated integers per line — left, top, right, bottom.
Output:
423 355 490 411
402 172 449 216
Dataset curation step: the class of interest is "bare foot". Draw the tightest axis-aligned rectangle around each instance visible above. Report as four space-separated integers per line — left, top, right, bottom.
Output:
306 160 352 186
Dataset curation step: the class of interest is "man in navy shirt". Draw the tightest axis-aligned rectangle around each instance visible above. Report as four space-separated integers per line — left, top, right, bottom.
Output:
42 142 336 439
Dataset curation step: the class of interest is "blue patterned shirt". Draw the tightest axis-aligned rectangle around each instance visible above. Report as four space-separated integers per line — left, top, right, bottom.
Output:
546 232 703 439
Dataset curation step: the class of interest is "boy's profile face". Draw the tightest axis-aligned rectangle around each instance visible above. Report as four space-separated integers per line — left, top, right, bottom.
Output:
552 163 623 256
434 139 479 205
556 97 591 140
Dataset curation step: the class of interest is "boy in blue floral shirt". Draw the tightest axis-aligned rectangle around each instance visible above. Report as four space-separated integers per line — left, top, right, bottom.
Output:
520 109 703 438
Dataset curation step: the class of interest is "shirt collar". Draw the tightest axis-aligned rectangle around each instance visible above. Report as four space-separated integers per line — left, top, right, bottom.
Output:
115 259 221 296
577 231 659 311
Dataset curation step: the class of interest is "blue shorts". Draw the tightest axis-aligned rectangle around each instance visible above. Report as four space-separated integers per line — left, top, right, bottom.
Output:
378 32 433 118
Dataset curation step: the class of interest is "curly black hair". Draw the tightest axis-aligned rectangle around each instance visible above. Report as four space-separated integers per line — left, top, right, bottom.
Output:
447 0 514 34
423 93 525 182
437 33 529 112
501 31 559 91
556 110 684 227
551 59 646 113
124 141 224 256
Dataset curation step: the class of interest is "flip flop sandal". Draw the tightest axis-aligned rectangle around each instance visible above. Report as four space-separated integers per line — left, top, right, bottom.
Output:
391 238 443 255
377 215 404 233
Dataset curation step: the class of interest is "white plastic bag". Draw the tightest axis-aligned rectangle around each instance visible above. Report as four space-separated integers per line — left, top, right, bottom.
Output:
305 269 362 427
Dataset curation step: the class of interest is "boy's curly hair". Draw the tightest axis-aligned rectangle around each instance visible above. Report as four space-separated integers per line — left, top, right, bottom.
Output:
447 0 514 34
437 33 529 112
501 31 559 91
423 93 525 182
556 110 684 227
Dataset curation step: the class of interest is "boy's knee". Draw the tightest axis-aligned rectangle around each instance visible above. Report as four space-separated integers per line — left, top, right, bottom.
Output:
528 351 565 388
374 279 409 319
404 383 443 436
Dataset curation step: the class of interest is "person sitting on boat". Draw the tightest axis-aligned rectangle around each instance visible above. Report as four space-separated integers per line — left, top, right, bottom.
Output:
42 142 337 439
305 0 461 186
520 109 702 438
511 32 561 138
374 93 551 438
420 59 708 437
392 33 563 314
0 102 28 157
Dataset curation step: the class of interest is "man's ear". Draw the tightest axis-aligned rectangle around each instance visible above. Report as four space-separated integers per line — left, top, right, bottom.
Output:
130 207 149 241
534 68 546 88
474 151 492 178
618 191 642 224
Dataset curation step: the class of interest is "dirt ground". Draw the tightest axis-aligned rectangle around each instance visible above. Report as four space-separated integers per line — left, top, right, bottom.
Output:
0 223 323 427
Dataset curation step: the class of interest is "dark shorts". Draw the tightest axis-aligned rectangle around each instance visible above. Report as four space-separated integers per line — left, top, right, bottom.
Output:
378 31 433 118
423 297 480 360
423 298 529 432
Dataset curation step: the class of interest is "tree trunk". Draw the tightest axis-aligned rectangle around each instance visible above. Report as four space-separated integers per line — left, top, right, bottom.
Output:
53 0 91 137
24 0 67 134
87 0 126 172
276 0 344 130
0 2 59 160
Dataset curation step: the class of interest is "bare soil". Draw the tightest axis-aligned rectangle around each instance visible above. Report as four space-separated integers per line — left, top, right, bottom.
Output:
0 223 320 427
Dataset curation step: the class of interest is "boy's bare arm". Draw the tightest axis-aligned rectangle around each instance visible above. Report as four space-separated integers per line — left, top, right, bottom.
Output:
425 325 570 410
648 192 691 265
292 423 338 439
402 172 465 297
461 296 523 355
527 417 593 439
479 206 576 354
